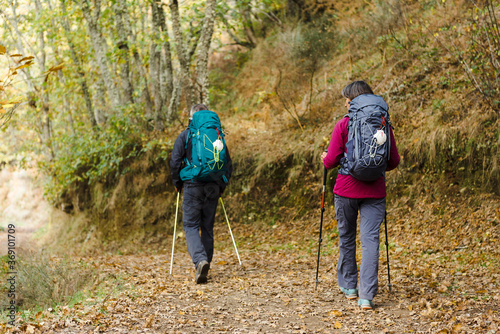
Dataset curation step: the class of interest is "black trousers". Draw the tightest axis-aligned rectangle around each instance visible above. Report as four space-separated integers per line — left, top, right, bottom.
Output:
182 182 220 267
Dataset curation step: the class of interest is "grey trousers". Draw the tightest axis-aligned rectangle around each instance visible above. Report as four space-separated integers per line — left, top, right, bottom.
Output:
334 195 386 300
182 182 220 268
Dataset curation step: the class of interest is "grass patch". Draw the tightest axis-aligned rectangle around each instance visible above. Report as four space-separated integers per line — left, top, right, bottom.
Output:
0 251 95 313
0 252 136 326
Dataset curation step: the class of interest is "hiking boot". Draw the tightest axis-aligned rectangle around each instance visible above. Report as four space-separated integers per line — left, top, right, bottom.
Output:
195 260 209 284
340 287 358 300
358 299 373 310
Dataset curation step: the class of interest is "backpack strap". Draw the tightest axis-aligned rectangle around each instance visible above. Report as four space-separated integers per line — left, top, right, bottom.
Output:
183 126 193 166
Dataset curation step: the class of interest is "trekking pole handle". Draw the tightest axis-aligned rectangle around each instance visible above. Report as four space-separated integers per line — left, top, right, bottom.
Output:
321 149 328 211
322 166 328 191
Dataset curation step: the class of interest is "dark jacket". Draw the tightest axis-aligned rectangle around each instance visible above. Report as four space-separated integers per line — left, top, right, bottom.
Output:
170 127 233 192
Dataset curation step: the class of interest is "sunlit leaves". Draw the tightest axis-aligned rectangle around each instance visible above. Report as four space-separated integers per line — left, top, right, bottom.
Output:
14 64 31 71
18 56 34 62
48 63 64 72
43 63 65 82
0 45 34 129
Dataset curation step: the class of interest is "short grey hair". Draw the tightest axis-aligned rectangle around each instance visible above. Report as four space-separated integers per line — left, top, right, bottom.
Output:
190 104 209 117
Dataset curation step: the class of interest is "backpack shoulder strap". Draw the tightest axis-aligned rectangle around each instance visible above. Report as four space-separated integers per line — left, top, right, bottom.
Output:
184 126 192 150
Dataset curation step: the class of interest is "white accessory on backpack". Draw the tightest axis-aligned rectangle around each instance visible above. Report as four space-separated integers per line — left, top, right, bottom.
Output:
213 139 224 152
374 129 387 146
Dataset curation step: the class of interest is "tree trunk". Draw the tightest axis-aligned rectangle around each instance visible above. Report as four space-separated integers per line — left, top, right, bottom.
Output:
170 0 196 109
114 0 134 106
156 3 175 122
167 79 182 124
45 0 76 134
121 2 154 120
187 27 201 64
91 59 108 125
150 1 164 131
219 12 254 48
60 0 97 127
57 71 76 134
80 0 121 113
34 0 54 158
240 1 257 48
151 0 176 125
195 0 217 106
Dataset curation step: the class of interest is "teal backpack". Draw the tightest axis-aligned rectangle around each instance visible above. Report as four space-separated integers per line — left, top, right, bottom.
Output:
179 110 229 184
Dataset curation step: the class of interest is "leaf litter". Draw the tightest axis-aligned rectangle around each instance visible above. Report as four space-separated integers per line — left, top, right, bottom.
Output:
2 190 499 333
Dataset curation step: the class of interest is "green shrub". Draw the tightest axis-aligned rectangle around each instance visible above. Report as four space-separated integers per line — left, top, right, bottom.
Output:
40 109 172 204
291 16 337 72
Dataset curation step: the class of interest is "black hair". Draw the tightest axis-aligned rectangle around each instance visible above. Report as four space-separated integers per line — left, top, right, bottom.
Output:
341 81 374 100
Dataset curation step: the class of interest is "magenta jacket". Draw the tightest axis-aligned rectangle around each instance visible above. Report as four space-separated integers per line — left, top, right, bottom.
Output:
323 117 400 199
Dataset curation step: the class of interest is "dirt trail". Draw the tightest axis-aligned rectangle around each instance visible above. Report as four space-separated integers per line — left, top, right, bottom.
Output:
36 250 413 333
0 168 50 255
21 219 499 333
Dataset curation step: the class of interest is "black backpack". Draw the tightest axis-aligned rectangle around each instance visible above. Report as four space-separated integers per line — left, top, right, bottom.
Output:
339 94 391 182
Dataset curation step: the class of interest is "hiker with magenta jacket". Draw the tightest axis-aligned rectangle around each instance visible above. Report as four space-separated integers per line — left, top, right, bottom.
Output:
321 81 400 310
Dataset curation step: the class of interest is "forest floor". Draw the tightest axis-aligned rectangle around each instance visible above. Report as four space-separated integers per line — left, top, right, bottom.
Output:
4 200 499 334
1 163 499 333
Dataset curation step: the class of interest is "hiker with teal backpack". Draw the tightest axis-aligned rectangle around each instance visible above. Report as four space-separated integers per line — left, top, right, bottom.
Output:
321 81 400 309
170 104 232 284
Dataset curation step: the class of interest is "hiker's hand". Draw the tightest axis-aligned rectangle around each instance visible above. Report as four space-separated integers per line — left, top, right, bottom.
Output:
321 152 327 161
176 186 183 193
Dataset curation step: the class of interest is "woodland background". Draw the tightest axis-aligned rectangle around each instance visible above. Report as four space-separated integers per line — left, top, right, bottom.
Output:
0 0 499 332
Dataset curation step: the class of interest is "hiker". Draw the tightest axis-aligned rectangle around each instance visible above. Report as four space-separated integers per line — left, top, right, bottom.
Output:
321 81 400 309
170 104 232 284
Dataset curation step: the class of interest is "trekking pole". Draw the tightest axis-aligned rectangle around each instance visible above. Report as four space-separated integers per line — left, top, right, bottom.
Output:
315 157 328 291
169 191 180 275
219 197 243 269
384 210 392 292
